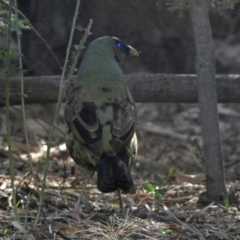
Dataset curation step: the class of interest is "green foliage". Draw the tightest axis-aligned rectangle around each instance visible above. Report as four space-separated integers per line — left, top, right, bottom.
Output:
15 200 21 208
0 48 14 59
75 24 85 31
142 182 155 192
3 228 10 234
224 198 230 211
0 1 29 75
0 1 29 34
142 182 164 201
142 174 165 200
167 167 175 178
160 228 173 234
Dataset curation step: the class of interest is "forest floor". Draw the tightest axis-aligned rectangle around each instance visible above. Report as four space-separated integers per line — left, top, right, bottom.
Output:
0 102 240 240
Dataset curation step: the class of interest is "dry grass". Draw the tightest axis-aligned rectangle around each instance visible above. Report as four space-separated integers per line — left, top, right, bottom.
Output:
0 103 240 239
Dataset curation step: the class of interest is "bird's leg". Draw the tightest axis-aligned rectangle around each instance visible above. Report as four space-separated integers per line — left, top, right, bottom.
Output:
74 171 94 212
117 188 123 209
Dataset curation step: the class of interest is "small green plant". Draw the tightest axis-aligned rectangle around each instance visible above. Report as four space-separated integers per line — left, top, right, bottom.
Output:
167 167 175 178
160 228 172 234
4 228 10 234
142 182 163 201
224 198 230 212
0 1 29 33
142 172 168 200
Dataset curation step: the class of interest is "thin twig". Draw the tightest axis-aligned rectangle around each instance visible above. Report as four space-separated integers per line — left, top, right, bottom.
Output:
66 19 93 83
33 0 93 229
11 106 65 136
55 231 71 240
4 0 19 222
13 0 39 220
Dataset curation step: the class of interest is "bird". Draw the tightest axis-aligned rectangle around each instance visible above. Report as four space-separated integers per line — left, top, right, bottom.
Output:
64 36 139 210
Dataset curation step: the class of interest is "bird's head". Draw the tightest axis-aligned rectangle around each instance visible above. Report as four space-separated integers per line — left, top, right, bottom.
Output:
111 37 139 64
87 36 139 63
78 36 139 77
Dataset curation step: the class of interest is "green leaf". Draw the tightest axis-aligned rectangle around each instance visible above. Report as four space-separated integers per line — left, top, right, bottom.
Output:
4 228 9 234
19 18 30 26
160 228 172 234
154 191 163 201
167 167 175 177
224 198 229 211
74 45 85 50
75 25 84 31
16 201 21 208
142 182 155 192
7 49 13 56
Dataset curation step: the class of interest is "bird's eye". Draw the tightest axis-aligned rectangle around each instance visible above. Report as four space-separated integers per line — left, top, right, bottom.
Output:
116 41 125 50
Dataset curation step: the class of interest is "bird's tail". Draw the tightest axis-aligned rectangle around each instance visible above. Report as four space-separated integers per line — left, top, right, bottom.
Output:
96 148 135 194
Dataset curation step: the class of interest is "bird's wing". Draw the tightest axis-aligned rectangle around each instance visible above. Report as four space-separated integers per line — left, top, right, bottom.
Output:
110 90 137 153
65 84 136 156
64 86 103 155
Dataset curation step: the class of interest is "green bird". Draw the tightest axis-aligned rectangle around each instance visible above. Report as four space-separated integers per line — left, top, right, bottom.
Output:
64 36 138 209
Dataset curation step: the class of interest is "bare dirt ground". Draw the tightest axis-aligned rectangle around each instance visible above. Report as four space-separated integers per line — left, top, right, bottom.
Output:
0 102 240 239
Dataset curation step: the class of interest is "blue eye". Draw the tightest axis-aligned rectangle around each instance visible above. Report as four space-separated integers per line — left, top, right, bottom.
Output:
117 41 124 50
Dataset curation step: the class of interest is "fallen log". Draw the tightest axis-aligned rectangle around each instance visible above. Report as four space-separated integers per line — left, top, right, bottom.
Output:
0 74 240 106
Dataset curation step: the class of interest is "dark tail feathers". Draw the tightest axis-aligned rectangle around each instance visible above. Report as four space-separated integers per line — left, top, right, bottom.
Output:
96 148 135 194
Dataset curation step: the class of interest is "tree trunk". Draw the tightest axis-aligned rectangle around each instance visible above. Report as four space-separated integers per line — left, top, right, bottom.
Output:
189 0 228 204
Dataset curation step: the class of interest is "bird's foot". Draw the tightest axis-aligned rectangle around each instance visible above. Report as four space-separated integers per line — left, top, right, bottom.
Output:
74 194 92 214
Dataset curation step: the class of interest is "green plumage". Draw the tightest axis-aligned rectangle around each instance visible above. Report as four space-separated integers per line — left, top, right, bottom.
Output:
64 36 138 194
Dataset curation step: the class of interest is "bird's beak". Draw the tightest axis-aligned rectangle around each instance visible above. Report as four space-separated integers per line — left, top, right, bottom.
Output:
128 46 139 56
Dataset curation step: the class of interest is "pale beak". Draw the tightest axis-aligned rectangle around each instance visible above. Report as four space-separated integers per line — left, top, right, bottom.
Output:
128 46 139 56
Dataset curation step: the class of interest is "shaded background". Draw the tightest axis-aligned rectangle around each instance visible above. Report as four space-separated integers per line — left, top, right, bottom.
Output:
16 0 240 76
